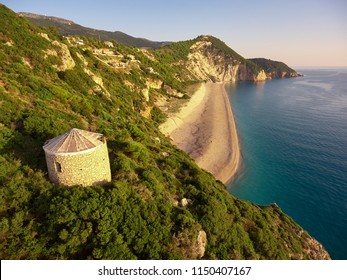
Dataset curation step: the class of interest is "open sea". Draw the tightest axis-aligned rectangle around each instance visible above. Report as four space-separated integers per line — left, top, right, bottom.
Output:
226 69 347 260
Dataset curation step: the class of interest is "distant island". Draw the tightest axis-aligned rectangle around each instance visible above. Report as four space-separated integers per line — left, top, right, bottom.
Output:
0 4 328 260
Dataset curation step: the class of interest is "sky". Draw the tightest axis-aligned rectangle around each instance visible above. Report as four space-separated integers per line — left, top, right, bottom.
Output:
1 0 347 67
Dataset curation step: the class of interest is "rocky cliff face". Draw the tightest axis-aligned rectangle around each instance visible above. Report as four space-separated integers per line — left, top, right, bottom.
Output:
274 71 302 79
186 38 265 82
187 40 266 82
183 36 301 83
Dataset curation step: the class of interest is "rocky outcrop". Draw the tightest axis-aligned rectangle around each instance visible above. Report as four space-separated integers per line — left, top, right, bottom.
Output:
38 33 51 41
187 40 238 82
83 68 110 97
256 70 267 81
195 230 207 258
264 70 302 79
296 230 331 260
146 78 163 89
142 78 184 102
163 85 184 98
52 41 75 71
184 37 302 83
249 58 302 79
170 229 207 259
84 68 104 87
141 78 163 102
186 39 264 82
140 105 152 119
44 40 75 71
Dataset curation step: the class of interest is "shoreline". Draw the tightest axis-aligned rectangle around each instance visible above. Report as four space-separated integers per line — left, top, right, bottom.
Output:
159 82 241 184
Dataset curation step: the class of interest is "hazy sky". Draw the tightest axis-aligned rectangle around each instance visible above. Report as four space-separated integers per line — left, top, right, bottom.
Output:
1 0 347 67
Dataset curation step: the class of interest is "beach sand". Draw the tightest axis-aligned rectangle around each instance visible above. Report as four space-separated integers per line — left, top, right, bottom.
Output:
159 82 241 184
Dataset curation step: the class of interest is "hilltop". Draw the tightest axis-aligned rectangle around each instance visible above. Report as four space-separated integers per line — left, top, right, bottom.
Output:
0 4 327 260
17 12 302 80
19 12 171 48
249 58 302 78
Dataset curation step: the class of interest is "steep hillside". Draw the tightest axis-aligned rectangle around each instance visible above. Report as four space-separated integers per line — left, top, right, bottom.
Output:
186 36 267 82
154 35 266 82
19 12 170 49
19 12 301 81
0 4 329 260
154 36 303 82
249 58 302 78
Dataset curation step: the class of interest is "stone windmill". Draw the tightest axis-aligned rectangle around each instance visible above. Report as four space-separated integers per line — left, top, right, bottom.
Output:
43 128 111 186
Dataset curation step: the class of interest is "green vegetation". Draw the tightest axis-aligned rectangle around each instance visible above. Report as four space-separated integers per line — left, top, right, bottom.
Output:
249 58 300 78
153 39 195 63
0 4 325 260
152 39 197 90
20 12 170 49
204 36 262 74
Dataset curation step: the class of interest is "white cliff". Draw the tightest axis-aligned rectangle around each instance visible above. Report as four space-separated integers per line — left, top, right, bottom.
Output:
185 37 266 82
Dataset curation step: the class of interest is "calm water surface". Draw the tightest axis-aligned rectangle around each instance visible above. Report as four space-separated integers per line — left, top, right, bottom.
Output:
226 69 347 259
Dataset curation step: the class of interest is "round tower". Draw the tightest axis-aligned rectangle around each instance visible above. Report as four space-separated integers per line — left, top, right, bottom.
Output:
43 128 111 187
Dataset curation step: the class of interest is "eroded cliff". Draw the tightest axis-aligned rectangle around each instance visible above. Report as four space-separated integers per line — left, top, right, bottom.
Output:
185 36 266 82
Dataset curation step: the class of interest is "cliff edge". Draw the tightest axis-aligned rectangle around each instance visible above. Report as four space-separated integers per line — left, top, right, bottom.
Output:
186 36 267 82
157 35 301 83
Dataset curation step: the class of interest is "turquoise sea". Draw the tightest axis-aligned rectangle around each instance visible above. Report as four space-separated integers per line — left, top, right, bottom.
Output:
226 69 347 260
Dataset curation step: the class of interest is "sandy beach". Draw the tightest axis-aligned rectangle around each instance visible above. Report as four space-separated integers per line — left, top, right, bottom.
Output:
159 82 241 184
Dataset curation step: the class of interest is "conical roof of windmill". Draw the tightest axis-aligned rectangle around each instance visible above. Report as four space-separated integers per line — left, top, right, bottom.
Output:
43 128 105 154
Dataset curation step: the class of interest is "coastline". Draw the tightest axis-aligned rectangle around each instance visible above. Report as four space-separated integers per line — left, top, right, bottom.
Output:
159 82 241 184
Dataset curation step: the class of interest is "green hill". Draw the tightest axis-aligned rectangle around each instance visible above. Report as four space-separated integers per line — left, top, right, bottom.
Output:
0 4 328 260
19 12 170 49
249 58 302 78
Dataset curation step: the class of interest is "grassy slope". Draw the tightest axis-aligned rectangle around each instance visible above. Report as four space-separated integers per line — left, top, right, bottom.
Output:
0 4 326 260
